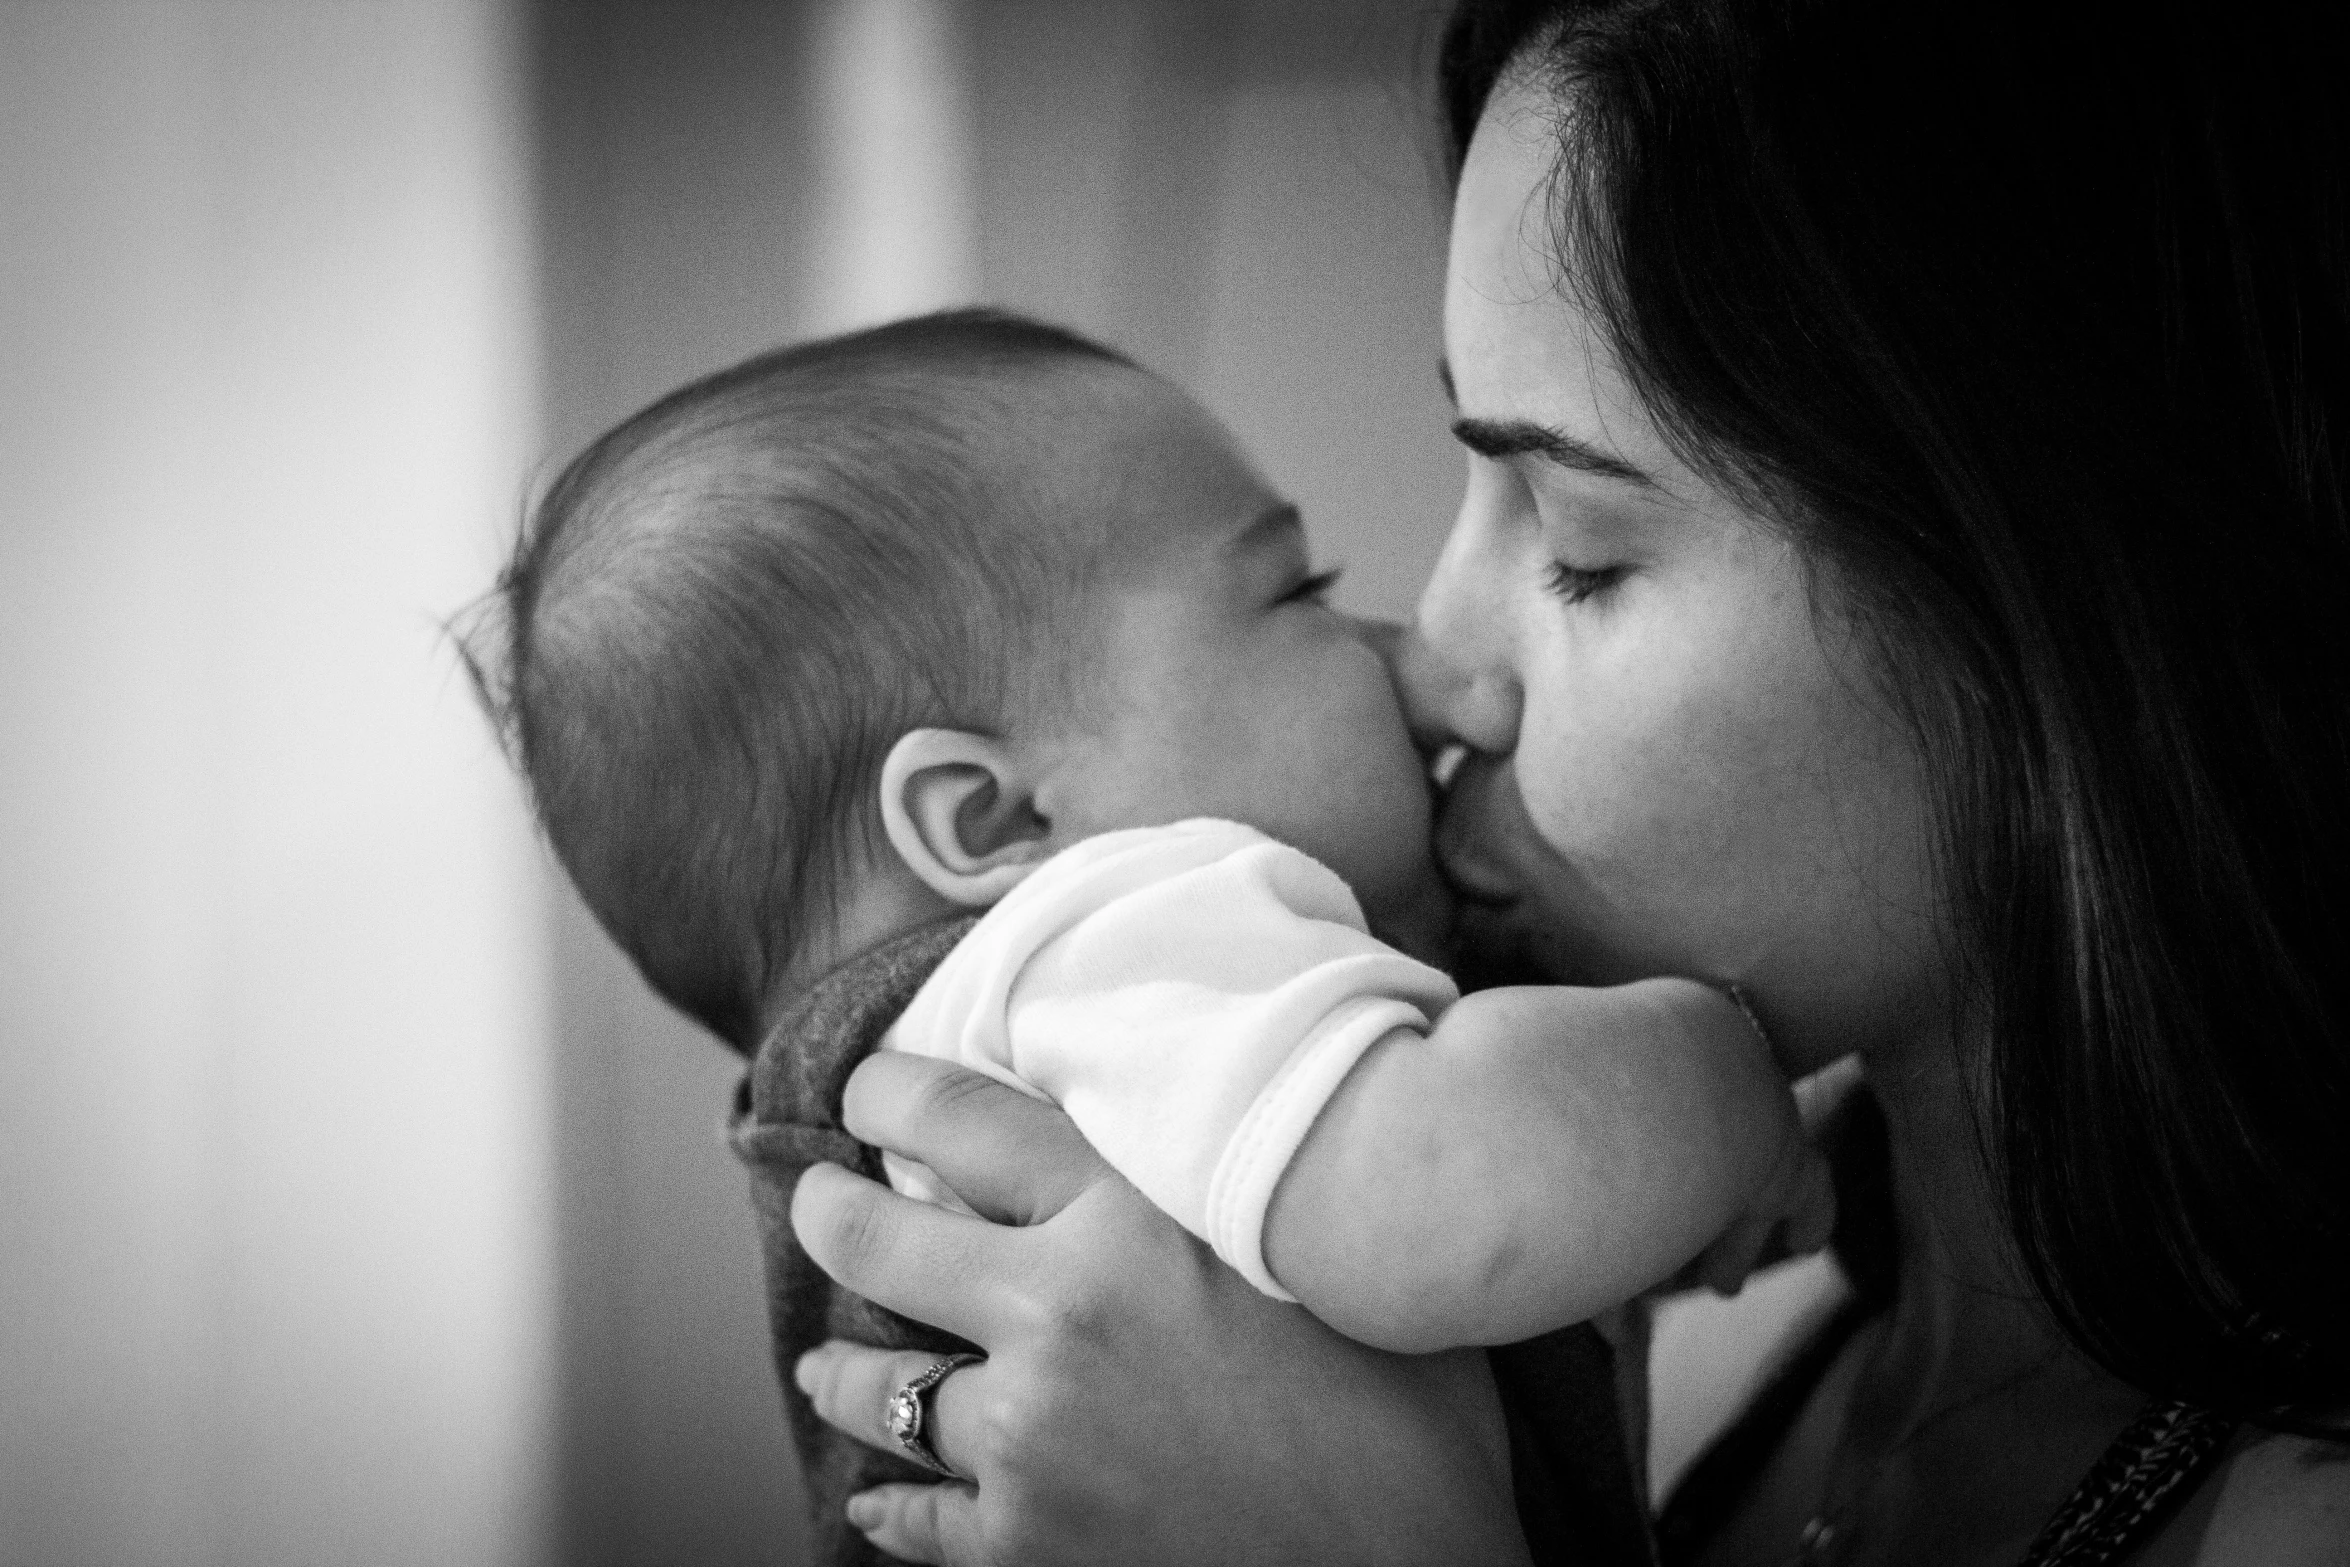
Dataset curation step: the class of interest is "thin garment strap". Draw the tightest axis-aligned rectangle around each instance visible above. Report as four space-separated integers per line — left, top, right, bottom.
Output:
1655 1327 2237 1567
2015 1398 2238 1567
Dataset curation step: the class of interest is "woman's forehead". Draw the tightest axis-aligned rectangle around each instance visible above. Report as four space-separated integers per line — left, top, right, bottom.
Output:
1448 80 1568 311
1445 82 1696 494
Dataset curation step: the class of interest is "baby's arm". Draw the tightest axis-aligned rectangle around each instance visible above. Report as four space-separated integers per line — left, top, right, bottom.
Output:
1262 978 1805 1353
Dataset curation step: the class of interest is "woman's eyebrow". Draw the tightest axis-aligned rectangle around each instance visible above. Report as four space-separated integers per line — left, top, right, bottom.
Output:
1438 360 1660 491
1451 417 1659 489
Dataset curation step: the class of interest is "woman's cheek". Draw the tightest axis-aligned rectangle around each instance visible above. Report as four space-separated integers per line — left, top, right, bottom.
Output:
1506 672 1746 958
1510 716 1592 863
1512 667 1661 865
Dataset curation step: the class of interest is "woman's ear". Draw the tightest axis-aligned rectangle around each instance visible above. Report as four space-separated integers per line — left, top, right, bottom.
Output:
878 729 1053 906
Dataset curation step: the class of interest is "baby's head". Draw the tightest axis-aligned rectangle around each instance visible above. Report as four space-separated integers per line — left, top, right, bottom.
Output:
471 309 1444 1050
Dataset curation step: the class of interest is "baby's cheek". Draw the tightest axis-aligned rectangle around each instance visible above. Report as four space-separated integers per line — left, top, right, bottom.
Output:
1347 745 1443 901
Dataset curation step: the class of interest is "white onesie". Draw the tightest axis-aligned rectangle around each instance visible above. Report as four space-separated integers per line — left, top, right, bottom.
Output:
881 818 1459 1300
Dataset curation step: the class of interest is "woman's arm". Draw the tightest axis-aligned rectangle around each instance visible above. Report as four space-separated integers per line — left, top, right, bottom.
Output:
1264 976 1811 1352
790 1050 1534 1567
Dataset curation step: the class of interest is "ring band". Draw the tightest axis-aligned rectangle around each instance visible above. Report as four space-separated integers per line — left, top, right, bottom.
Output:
884 1352 983 1479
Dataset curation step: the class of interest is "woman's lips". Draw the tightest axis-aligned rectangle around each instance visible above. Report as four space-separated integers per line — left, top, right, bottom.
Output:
1437 846 1519 908
1434 806 1522 908
1434 752 1527 908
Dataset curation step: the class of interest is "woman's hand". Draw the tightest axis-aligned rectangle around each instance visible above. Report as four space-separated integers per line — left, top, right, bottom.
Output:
790 1051 1531 1567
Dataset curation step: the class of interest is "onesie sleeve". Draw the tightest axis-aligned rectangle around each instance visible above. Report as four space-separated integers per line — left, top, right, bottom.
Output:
999 823 1458 1299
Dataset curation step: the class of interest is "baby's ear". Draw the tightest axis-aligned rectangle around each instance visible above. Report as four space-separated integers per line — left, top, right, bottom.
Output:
878 729 1053 906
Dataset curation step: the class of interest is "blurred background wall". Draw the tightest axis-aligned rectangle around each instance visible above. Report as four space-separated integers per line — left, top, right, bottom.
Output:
5 2 1465 1562
2 3 554 1564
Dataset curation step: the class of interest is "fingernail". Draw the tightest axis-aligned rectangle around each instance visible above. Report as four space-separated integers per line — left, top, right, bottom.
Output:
846 1493 881 1529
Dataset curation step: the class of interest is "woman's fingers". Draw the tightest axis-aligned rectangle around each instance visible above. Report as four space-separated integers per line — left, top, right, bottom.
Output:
847 1482 986 1567
839 1052 1111 1226
802 1344 998 1566
790 1162 1018 1341
796 1340 988 1478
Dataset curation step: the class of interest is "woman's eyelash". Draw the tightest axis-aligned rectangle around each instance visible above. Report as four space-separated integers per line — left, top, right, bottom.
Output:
1542 561 1622 605
1281 567 1345 605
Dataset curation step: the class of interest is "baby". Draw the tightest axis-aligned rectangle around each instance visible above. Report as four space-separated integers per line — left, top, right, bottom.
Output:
474 308 1824 1356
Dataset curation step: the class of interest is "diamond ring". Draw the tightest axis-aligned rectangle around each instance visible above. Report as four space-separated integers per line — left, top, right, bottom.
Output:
884 1352 983 1479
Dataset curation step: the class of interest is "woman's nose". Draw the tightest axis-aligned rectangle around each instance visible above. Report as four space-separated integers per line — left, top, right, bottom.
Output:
1404 510 1525 755
1356 613 1521 757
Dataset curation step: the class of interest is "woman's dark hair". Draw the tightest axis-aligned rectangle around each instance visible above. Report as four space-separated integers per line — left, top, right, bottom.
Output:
1439 0 2348 1432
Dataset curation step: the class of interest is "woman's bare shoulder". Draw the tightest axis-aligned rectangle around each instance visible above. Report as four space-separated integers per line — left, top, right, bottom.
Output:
2185 1429 2350 1565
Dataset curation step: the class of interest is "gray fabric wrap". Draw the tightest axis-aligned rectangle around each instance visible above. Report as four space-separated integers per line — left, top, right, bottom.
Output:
730 916 981 1567
729 913 1653 1566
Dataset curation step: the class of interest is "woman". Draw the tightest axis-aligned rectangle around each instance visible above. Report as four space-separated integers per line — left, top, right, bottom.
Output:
787 0 2350 1561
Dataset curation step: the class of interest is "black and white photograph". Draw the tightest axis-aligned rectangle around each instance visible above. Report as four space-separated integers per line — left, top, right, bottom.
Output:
6 2 2345 1564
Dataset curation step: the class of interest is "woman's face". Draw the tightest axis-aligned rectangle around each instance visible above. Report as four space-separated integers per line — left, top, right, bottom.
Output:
1408 82 1948 1072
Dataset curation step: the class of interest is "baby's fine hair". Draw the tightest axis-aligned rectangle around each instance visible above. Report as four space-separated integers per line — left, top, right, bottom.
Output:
465 308 1133 1051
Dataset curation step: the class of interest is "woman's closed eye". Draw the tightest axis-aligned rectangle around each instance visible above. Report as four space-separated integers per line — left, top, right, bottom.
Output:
1541 560 1625 605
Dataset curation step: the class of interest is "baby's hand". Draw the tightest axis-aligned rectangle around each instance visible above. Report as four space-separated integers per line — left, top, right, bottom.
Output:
1656 1054 1860 1297
1665 1142 1833 1296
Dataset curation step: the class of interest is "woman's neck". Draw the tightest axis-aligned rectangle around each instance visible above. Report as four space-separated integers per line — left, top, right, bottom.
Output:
1845 1029 2150 1546
1867 1036 2060 1412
